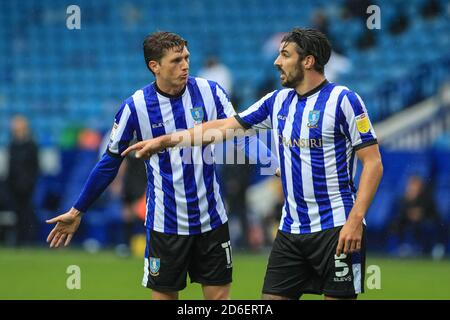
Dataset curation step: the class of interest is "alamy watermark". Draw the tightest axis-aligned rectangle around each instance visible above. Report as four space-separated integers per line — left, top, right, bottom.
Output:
366 5 381 30
66 265 81 290
160 127 279 176
334 254 382 290
366 264 381 290
66 5 81 30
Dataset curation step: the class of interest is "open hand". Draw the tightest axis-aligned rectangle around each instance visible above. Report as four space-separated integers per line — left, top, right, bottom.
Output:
46 208 83 248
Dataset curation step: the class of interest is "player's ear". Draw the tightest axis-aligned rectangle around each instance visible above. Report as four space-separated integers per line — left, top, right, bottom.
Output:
148 60 159 75
303 55 315 70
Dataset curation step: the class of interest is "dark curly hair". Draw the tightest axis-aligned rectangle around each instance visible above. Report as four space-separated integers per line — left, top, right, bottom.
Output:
282 28 332 74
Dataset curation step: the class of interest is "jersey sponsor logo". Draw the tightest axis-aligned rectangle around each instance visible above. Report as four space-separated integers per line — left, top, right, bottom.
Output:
355 113 370 133
190 107 204 124
149 257 160 276
278 135 323 149
307 110 321 128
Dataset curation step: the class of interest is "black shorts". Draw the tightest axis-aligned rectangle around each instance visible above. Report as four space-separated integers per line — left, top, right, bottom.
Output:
262 225 366 299
142 222 233 292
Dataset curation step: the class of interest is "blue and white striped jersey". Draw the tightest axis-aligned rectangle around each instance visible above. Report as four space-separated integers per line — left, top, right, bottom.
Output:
236 81 378 234
108 76 235 235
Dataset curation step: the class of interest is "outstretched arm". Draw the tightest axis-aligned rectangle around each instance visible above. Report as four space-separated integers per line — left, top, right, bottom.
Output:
46 101 136 248
122 117 244 159
46 152 124 248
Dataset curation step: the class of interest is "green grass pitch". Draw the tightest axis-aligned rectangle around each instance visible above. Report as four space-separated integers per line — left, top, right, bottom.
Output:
1 248 449 300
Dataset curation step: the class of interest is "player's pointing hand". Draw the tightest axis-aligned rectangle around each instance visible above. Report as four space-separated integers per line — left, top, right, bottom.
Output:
46 208 83 248
121 138 162 159
121 141 146 157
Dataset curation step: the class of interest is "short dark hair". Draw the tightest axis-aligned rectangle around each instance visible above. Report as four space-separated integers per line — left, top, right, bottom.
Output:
143 31 188 73
281 28 331 74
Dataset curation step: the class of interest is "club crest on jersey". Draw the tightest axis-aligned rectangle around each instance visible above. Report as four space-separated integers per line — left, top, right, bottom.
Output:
190 107 204 124
307 110 320 128
149 257 160 276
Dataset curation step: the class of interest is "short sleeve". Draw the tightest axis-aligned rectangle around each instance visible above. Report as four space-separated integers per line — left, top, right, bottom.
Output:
235 91 277 130
107 103 136 157
339 91 377 151
214 83 236 119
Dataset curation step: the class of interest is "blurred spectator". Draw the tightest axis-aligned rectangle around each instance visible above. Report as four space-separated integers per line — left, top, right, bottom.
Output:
199 56 234 96
389 13 409 36
325 51 352 82
262 32 287 60
263 179 284 245
0 179 15 244
221 161 253 249
311 9 346 55
311 9 330 37
122 3 142 26
389 175 446 258
245 175 284 248
7 116 39 246
116 156 146 256
421 0 440 19
256 76 278 100
356 30 377 50
260 32 288 96
342 0 371 20
100 132 146 255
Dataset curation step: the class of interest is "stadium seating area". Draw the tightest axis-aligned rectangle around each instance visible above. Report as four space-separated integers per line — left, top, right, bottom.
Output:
1 0 449 253
1 0 449 145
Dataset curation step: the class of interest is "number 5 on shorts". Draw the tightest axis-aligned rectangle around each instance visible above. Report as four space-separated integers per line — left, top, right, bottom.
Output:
221 241 232 268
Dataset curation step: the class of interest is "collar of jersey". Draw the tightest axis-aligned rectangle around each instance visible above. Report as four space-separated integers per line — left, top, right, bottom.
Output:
296 79 329 99
154 81 187 99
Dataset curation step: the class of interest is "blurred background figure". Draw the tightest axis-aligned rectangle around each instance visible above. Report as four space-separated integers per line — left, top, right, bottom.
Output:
389 175 446 259
311 9 330 36
7 115 39 246
97 131 147 257
310 9 352 81
221 161 253 250
342 0 372 20
324 51 352 83
114 156 147 257
199 56 234 97
421 0 441 19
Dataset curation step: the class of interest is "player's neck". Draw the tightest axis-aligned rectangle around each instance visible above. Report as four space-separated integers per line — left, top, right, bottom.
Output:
155 79 186 97
295 73 327 97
